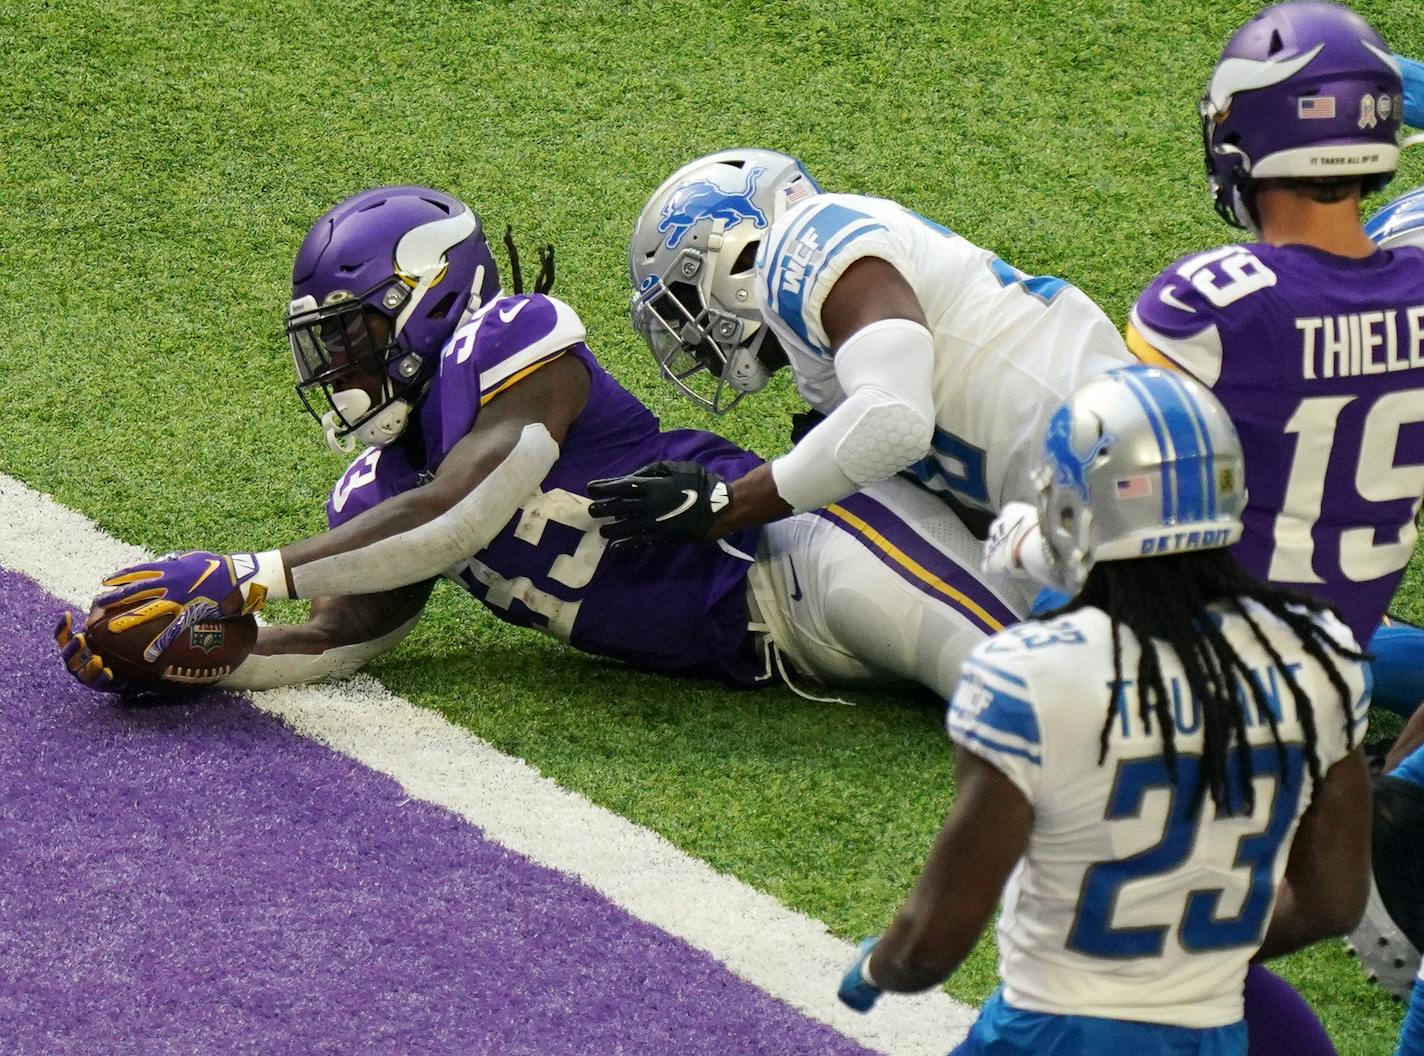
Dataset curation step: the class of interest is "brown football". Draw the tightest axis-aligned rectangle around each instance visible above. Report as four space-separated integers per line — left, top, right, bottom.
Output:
85 600 258 691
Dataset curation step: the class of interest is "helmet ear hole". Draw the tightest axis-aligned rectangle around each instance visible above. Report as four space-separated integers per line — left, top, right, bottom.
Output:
732 241 759 274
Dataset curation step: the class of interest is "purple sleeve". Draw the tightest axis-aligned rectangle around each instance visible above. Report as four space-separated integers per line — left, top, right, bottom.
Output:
327 294 588 530
1131 259 1217 344
422 293 587 462
1126 249 1270 388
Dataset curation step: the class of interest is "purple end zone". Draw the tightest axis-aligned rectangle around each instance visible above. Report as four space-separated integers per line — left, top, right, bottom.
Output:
0 567 876 1056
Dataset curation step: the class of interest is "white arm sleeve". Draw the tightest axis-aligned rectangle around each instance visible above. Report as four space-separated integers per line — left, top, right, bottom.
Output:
289 422 559 599
770 318 935 513
219 614 421 690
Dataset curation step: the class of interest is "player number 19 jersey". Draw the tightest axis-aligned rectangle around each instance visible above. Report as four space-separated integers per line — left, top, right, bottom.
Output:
948 603 1368 1028
754 193 1134 513
1128 241 1424 642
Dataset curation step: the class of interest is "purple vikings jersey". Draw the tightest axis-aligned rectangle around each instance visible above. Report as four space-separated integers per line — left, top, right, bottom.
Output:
1128 242 1424 641
327 293 768 683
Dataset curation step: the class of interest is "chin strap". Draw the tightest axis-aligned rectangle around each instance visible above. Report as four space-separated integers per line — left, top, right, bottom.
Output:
322 411 359 454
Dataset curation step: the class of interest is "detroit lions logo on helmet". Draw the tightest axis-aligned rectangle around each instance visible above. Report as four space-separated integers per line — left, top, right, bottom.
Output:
657 167 768 250
1045 405 1113 501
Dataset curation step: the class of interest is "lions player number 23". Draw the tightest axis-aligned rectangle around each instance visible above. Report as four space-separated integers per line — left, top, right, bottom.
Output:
1068 744 1305 957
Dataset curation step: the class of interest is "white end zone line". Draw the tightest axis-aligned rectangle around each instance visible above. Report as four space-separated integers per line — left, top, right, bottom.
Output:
0 472 976 1055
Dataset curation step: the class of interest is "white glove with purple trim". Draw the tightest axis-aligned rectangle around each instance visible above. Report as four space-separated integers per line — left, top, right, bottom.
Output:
983 502 1057 586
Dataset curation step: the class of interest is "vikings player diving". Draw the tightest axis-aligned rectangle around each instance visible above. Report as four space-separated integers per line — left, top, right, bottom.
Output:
56 185 1027 701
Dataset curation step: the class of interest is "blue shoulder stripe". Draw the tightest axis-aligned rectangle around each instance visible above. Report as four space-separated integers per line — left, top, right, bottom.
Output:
805 218 888 295
1354 660 1374 728
949 722 1043 767
975 685 1042 746
962 655 1029 688
767 202 881 352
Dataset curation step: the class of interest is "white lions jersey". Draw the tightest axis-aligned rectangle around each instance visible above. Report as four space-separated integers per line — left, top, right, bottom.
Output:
754 193 1133 512
947 603 1369 1028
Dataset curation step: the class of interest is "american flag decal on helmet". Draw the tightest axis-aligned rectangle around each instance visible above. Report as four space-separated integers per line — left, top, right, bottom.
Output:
1115 475 1154 500
1298 96 1336 119
782 180 815 207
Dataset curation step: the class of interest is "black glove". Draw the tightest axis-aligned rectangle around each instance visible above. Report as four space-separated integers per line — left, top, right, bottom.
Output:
588 461 732 545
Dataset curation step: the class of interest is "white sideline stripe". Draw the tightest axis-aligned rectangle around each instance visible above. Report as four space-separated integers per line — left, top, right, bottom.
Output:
0 473 976 1055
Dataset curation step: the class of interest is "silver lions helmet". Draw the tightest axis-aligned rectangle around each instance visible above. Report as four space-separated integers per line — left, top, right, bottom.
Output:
628 148 822 414
1037 366 1247 591
1366 184 1424 250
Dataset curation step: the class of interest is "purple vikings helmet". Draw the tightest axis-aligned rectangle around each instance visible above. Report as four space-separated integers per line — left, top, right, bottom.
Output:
1366 184 1424 249
1200 1 1404 230
287 186 501 452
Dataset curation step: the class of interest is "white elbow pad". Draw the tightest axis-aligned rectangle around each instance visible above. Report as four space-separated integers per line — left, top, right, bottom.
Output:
220 614 420 690
290 422 559 599
832 396 934 485
771 318 935 513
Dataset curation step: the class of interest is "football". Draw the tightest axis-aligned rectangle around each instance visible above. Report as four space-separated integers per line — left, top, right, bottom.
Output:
85 601 258 691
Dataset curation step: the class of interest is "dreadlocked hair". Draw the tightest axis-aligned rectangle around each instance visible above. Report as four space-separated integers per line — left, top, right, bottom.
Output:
1051 549 1367 815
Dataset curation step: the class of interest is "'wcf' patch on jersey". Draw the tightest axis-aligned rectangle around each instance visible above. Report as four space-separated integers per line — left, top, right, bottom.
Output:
778 229 824 297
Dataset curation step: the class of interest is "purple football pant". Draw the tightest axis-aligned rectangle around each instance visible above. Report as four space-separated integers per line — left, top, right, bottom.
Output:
1244 965 1335 1056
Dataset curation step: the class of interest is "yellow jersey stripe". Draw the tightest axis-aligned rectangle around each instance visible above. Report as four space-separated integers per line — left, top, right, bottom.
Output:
1124 323 1181 370
822 502 1007 633
479 350 569 407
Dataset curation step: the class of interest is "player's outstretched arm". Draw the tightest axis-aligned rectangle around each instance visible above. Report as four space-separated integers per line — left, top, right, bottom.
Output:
271 354 588 600
219 580 434 691
839 747 1032 1010
1256 748 1371 961
70 355 589 684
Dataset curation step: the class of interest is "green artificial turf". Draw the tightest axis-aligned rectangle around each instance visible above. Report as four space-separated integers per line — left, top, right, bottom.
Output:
2 0 1420 1051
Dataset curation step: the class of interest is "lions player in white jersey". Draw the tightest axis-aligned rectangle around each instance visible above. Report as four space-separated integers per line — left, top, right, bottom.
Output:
836 367 1371 1056
589 148 1131 561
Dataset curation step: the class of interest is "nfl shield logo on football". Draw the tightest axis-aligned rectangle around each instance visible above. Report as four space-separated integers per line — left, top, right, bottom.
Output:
189 623 226 653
